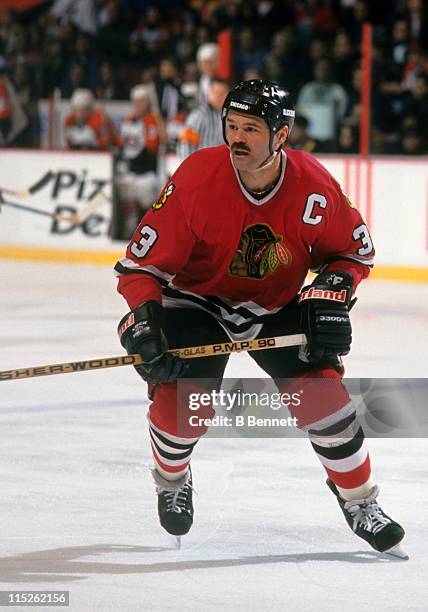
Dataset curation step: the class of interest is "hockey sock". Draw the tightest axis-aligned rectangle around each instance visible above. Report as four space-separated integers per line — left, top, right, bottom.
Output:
149 422 199 481
309 412 374 499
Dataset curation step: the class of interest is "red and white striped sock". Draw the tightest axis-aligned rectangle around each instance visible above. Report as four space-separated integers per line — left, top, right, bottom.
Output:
149 421 200 481
309 413 375 500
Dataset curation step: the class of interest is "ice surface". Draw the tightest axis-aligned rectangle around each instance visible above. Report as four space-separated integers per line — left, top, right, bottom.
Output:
0 262 427 611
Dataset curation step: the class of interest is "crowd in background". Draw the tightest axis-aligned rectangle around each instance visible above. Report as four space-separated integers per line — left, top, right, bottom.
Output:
0 0 427 156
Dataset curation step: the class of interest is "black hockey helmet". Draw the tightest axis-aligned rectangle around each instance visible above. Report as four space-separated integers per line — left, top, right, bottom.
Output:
221 80 295 154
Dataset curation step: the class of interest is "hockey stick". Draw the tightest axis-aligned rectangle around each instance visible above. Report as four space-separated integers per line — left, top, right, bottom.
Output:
74 190 109 223
0 192 73 222
0 172 53 198
0 190 109 224
0 334 306 382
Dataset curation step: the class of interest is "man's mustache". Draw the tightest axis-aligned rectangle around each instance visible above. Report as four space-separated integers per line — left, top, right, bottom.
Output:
232 144 250 153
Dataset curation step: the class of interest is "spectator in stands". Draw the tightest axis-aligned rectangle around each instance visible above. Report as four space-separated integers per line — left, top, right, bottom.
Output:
401 45 427 91
297 38 329 87
97 0 130 62
178 77 228 161
196 26 211 47
332 31 357 88
344 65 362 128
61 34 98 97
132 5 169 57
51 0 98 35
11 62 40 147
401 74 428 141
286 114 319 153
399 127 426 154
312 0 339 36
183 61 199 82
96 61 124 101
176 17 197 60
5 25 39 70
342 0 370 44
254 0 293 44
155 58 183 121
265 55 285 84
56 20 78 61
405 0 428 51
176 38 196 67
234 27 267 80
196 42 218 103
0 10 20 57
0 56 28 147
389 18 410 66
297 58 348 147
63 88 117 150
267 28 299 92
40 39 64 97
209 0 248 32
62 64 90 99
115 84 166 238
336 124 359 154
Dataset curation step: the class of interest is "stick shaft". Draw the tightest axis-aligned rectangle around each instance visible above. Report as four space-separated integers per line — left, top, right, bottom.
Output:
1 192 108 223
1 199 56 218
0 334 306 382
75 191 108 223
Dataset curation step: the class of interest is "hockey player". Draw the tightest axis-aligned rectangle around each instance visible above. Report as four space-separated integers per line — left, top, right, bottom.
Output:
63 89 117 150
115 80 406 557
115 84 166 238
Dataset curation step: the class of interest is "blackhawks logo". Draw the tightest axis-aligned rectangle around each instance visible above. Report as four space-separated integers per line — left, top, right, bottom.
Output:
229 224 292 279
152 183 174 212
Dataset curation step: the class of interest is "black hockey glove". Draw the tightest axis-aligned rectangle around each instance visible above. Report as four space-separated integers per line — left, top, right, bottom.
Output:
298 270 354 363
118 302 188 385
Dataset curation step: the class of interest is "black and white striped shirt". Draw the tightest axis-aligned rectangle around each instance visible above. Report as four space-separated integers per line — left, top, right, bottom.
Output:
178 103 224 161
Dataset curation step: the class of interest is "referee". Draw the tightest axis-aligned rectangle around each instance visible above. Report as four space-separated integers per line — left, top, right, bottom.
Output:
178 78 229 161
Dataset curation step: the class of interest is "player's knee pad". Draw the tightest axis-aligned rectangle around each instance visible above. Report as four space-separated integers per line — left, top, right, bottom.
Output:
278 367 354 431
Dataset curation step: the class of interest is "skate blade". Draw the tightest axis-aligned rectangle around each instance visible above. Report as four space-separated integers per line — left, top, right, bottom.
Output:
175 536 181 550
384 543 409 560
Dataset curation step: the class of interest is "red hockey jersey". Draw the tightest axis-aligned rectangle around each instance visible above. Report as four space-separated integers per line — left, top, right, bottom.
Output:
115 146 374 336
63 109 117 150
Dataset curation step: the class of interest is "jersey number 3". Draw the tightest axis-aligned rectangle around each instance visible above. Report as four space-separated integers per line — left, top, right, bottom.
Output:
130 225 158 258
353 224 373 255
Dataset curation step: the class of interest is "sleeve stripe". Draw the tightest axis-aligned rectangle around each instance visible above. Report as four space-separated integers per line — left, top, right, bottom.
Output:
114 259 175 282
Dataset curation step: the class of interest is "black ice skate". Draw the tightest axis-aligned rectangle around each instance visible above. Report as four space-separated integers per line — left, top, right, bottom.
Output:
152 468 194 540
327 479 407 559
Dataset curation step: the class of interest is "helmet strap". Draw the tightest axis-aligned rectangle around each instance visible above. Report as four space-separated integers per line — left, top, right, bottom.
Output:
253 151 278 172
253 129 285 172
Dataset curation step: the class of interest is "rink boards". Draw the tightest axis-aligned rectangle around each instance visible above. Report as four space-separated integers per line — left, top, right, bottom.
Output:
0 149 427 281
